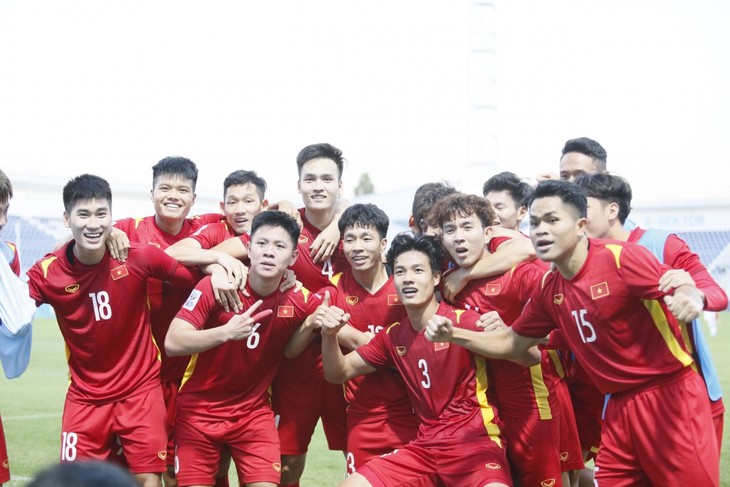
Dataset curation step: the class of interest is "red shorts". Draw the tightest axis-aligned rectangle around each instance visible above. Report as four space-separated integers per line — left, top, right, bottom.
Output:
500 413 563 486
272 377 347 454
161 380 180 468
346 412 419 474
553 379 585 471
710 398 724 453
567 377 603 460
358 434 511 486
0 415 9 484
595 370 719 486
174 408 281 487
61 386 167 474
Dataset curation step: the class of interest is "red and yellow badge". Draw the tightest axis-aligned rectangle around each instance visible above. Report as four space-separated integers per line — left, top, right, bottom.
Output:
559 452 569 461
157 451 167 461
590 281 609 300
434 342 450 351
541 480 556 487
484 463 502 470
298 235 309 244
387 294 401 306
111 264 129 281
553 294 564 305
484 282 501 296
395 346 407 356
65 284 80 294
345 296 359 306
277 306 294 318
273 463 282 472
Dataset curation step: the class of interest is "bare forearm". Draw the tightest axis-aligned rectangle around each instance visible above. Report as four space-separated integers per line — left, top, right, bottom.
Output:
165 322 231 356
284 318 318 358
450 327 536 360
321 333 351 383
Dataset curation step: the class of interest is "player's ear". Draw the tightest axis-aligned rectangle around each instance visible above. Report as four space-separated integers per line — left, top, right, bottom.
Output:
380 238 387 254
517 205 527 221
261 199 269 211
289 249 299 266
607 202 620 222
576 216 588 236
63 212 70 228
219 201 225 213
433 270 442 287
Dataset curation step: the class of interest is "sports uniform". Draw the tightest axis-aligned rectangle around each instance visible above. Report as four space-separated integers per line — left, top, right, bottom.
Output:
356 302 511 487
26 242 201 473
0 240 20 484
512 239 719 486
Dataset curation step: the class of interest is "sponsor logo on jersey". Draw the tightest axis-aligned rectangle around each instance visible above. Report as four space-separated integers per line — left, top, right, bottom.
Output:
541 480 556 487
553 294 564 305
345 296 359 306
395 346 407 356
273 463 281 472
65 284 80 294
298 235 309 244
484 282 501 296
559 452 569 461
387 294 401 306
434 342 450 351
157 451 167 461
110 264 129 281
484 463 502 470
183 289 202 311
277 306 294 318
590 281 610 300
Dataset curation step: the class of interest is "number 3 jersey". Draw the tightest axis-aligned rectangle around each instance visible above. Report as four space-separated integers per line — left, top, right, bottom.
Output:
26 242 201 404
512 239 694 396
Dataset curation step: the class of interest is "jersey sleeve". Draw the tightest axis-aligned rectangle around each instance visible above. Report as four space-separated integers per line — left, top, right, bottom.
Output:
189 223 219 249
511 262 545 303
174 277 218 330
614 243 673 301
664 234 729 311
511 293 557 338
137 245 203 287
356 329 392 369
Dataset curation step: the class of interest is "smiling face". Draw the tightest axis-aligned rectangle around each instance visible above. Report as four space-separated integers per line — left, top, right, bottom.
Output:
151 174 196 225
440 212 488 269
246 224 298 282
64 197 112 264
529 196 586 267
221 183 267 235
342 224 386 274
392 250 440 309
297 157 341 212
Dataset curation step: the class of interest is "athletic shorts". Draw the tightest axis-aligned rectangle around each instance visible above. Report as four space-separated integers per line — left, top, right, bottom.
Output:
60 386 167 474
553 379 586 471
595 369 719 487
346 413 419 474
0 415 9 484
500 413 563 487
272 377 347 455
568 377 603 460
710 398 724 453
358 434 511 487
174 407 281 487
161 380 180 469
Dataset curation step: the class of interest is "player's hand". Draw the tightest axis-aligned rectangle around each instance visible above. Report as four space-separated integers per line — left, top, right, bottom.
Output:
658 269 696 293
442 267 469 302
211 266 243 313
216 252 250 295
310 222 340 263
476 311 507 331
316 291 351 336
664 293 703 323
106 227 130 261
225 300 273 341
279 269 299 293
425 315 454 342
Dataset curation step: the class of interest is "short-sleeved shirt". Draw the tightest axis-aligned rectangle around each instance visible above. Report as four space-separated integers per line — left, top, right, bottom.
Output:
190 221 245 250
326 271 411 420
27 242 201 404
114 213 221 382
512 239 694 395
174 280 322 420
357 301 501 444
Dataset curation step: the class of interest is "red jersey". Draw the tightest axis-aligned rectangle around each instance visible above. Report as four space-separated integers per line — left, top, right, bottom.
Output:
452 261 559 418
3 242 20 276
114 213 221 382
26 242 201 404
357 302 502 444
174 279 321 420
190 221 245 250
326 272 411 420
512 239 694 395
275 208 349 382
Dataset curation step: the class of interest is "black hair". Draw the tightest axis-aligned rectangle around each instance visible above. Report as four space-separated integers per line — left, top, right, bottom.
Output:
525 180 587 219
561 137 607 171
573 173 632 224
62 174 112 214
296 143 345 179
338 203 389 240
482 171 533 207
250 210 301 247
223 170 267 200
152 156 199 190
386 232 445 276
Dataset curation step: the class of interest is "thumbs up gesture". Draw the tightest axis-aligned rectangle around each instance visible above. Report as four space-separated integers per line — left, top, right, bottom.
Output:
315 290 351 336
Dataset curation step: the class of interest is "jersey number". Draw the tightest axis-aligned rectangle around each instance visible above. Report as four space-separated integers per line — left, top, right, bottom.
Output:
418 359 431 389
367 325 384 334
246 323 262 349
321 259 334 279
571 309 596 343
61 431 78 461
89 291 112 321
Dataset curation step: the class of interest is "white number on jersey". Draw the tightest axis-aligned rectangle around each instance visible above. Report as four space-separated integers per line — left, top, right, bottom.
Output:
571 309 597 343
246 323 262 349
418 358 431 389
61 431 78 461
320 259 334 279
89 291 112 321
367 324 384 335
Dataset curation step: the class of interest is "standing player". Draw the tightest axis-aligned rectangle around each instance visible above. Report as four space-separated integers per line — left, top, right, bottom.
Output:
537 137 608 182
575 172 727 450
321 233 521 487
165 211 324 487
426 180 719 486
25 174 222 487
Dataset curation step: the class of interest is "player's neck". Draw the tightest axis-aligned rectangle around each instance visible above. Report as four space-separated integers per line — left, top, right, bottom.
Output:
248 272 280 297
72 243 106 265
303 206 336 231
405 296 440 332
606 223 630 242
352 264 389 294
154 214 185 236
554 237 589 280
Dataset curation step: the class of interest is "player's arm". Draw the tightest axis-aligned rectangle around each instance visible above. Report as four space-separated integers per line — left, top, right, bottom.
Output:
210 235 250 261
167 237 249 294
284 313 320 358
442 231 536 301
267 200 303 228
321 333 376 383
106 227 130 261
663 284 705 323
165 300 272 356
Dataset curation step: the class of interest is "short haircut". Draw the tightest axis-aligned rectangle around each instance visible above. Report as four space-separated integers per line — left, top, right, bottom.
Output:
62 174 113 214
482 171 533 207
386 232 445 277
223 170 267 200
338 203 389 240
250 210 301 247
0 169 13 204
28 461 137 487
561 137 607 172
434 192 495 228
296 143 345 179
411 182 458 229
574 173 632 224
152 156 199 190
525 180 587 219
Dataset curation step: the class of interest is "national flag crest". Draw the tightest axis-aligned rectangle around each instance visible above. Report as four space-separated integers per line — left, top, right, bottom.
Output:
395 346 406 356
484 282 501 296
298 235 309 244
65 284 80 294
590 281 609 300
387 294 401 306
553 294 564 305
277 306 294 318
434 342 450 351
111 264 129 281
345 296 359 306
